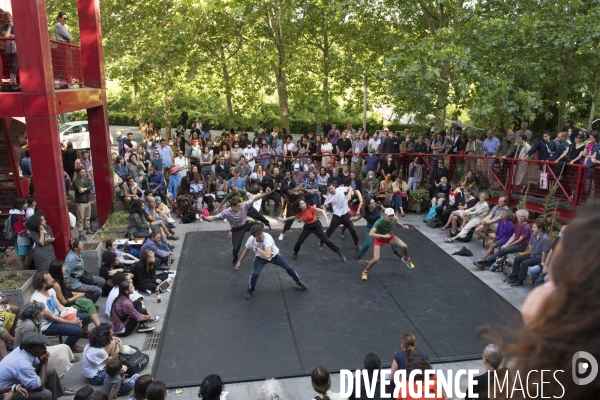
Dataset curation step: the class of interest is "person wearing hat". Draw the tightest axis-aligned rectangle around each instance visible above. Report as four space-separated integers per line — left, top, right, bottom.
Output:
167 166 182 200
0 331 65 400
361 208 413 281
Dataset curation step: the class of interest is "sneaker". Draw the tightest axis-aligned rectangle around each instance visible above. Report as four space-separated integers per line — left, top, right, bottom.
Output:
338 252 346 262
279 233 285 241
126 374 139 385
296 280 308 290
227 232 232 239
318 242 323 251
292 252 298 260
167 235 179 240
148 316 160 323
268 226 277 232
510 280 523 287
137 323 155 333
145 290 152 295
245 291 252 300
261 209 271 216
167 244 175 250
168 229 175 235
507 277 517 284
361 270 369 281
86 229 97 234
402 257 415 269
355 244 361 251
339 233 345 239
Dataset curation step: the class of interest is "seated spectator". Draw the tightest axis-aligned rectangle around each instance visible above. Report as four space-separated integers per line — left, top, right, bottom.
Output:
474 196 508 241
430 177 449 208
140 231 173 268
529 224 565 285
29 270 88 352
14 302 78 394
475 210 515 268
362 171 379 201
440 191 476 234
105 240 139 268
100 252 133 297
110 282 156 336
132 250 169 294
25 212 57 272
391 176 407 218
103 359 136 400
390 333 429 383
176 176 194 216
0 295 19 359
64 239 106 304
48 260 100 329
168 167 182 201
396 352 443 400
144 196 177 240
468 344 508 400
508 221 549 287
474 209 531 270
104 273 143 317
460 170 479 196
308 366 346 400
122 176 141 209
127 200 162 241
445 192 490 243
130 374 154 400
0 331 65 400
198 375 223 400
82 323 124 386
145 381 167 400
154 197 174 223
349 353 384 400
147 165 167 204
435 179 463 225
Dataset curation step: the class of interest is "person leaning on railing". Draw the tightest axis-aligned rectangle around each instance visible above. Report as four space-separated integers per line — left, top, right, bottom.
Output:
54 12 72 43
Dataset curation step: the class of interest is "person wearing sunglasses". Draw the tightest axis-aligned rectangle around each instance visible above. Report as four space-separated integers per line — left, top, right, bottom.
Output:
54 12 72 43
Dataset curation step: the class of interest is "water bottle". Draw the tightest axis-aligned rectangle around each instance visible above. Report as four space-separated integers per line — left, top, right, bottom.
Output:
155 289 161 303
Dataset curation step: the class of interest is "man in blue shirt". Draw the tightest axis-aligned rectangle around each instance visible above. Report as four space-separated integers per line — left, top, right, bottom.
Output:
482 129 500 186
156 139 173 172
362 148 380 177
228 168 246 189
148 165 167 204
0 331 64 400
21 150 32 176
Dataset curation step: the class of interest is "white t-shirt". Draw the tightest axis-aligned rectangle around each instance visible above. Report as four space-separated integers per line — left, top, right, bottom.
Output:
325 187 349 216
245 233 279 260
30 289 61 331
368 138 381 151
242 147 257 169
82 342 109 378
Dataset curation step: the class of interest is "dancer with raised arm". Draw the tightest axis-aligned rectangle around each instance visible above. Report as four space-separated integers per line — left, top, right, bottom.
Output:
317 184 360 251
279 199 346 262
361 208 414 281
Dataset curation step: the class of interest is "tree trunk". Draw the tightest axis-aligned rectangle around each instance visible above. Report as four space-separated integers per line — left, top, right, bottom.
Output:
588 73 600 131
434 67 451 126
162 81 172 139
363 74 368 131
133 77 142 128
322 10 330 120
276 66 290 133
221 47 234 126
268 4 290 134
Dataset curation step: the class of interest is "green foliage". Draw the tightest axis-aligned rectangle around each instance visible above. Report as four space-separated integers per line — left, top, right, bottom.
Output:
0 265 23 290
540 180 561 238
105 211 129 227
408 189 430 204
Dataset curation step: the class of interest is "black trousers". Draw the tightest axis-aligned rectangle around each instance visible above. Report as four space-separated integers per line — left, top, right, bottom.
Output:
134 272 169 292
247 206 271 227
231 221 263 264
261 192 281 215
294 222 340 253
436 205 457 225
322 212 359 245
282 205 297 233
115 299 147 337
511 254 541 282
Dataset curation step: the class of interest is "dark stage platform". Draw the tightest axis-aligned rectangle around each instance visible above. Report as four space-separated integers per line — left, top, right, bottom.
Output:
154 227 521 387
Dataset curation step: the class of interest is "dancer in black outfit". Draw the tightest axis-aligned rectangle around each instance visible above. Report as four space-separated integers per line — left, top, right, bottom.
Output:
318 184 360 251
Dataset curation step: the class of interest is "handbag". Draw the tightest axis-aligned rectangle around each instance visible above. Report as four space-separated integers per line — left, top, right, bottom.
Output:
74 270 96 285
119 345 150 375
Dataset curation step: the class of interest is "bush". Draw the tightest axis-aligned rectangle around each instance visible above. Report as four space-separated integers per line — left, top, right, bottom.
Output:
105 211 129 227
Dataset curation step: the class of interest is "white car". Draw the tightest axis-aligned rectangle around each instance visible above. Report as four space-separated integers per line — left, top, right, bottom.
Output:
59 121 113 149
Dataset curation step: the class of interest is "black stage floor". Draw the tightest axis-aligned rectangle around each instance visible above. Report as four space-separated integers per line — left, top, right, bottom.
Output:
153 227 521 387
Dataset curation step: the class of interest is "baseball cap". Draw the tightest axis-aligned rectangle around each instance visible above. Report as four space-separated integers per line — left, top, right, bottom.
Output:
383 127 389 131
250 173 258 180
384 208 395 216
369 148 376 153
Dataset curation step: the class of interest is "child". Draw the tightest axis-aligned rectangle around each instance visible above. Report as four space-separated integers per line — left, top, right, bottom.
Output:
103 359 137 400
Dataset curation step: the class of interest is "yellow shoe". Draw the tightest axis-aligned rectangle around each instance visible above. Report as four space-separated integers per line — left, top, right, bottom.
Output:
361 270 369 281
402 257 415 269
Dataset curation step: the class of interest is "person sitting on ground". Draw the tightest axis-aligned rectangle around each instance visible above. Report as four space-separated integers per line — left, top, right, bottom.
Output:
508 221 549 287
430 177 449 208
64 239 106 304
0 331 65 400
396 352 443 400
445 191 490 243
14 302 78 395
48 260 100 329
146 381 167 400
474 209 531 270
105 240 139 268
110 282 157 336
390 333 429 382
122 176 140 209
144 196 178 241
468 344 508 400
197 374 223 400
127 200 166 243
153 196 173 222
349 353 384 400
82 323 126 387
132 250 169 294
130 374 154 400
103 359 136 400
308 366 347 400
474 196 509 241
440 191 476 235
29 270 88 353
140 231 174 268
104 273 143 318
167 167 182 201
99 252 133 297
477 210 515 264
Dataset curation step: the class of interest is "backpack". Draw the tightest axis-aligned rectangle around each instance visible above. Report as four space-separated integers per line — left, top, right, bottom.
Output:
3 216 16 244
181 211 197 224
427 218 443 228
128 247 140 258
455 229 474 243
119 345 150 375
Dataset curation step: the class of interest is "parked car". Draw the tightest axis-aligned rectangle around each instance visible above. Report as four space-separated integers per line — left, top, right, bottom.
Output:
59 121 113 149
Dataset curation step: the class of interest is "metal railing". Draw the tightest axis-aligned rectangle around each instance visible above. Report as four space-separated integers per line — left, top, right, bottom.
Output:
1 37 84 90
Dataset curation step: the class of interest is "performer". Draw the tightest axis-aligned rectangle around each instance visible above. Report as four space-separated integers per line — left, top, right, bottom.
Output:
235 224 308 300
354 197 400 259
278 186 309 241
340 187 363 239
279 199 346 262
318 184 360 251
361 208 414 281
202 188 272 267
217 183 277 231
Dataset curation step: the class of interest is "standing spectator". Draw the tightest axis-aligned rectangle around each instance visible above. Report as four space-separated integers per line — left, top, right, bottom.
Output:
1 12 18 87
368 132 381 153
527 130 556 162
413 136 428 154
362 149 380 178
515 121 532 141
8 198 33 270
73 167 96 240
180 110 188 129
513 134 531 188
20 150 32 177
495 130 518 185
62 142 77 180
201 118 211 140
0 331 65 400
481 129 500 185
327 124 341 153
64 239 106 304
25 212 57 272
53 12 72 42
156 139 174 174
464 134 483 174
406 157 423 191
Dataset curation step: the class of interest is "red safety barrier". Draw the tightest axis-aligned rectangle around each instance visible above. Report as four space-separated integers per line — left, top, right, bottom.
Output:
0 37 84 90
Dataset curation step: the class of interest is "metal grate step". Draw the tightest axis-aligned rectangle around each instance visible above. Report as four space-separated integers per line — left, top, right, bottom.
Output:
143 331 161 351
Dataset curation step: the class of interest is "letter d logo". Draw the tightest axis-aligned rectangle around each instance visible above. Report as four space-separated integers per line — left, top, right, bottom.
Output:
572 351 598 385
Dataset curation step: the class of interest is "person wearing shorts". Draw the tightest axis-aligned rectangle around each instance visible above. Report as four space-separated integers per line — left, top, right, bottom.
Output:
362 208 414 281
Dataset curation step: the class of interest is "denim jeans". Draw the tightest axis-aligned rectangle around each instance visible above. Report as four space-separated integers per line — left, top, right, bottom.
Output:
75 276 106 304
88 371 135 395
43 312 89 348
247 254 301 293
529 265 547 283
407 177 418 191
392 194 403 214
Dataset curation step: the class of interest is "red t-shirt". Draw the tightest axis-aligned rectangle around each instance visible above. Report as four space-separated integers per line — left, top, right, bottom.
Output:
297 205 318 225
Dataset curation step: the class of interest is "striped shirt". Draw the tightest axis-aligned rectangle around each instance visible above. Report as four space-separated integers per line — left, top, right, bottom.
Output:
529 233 550 259
215 200 252 228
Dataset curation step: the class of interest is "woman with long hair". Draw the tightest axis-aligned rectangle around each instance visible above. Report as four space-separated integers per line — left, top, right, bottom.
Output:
131 375 154 400
127 200 154 240
49 260 100 328
113 155 128 182
176 176 194 215
110 282 155 336
127 153 145 183
279 199 345 262
407 156 423 191
219 142 231 162
25 211 56 271
200 145 215 180
132 249 169 294
122 176 140 208
63 141 78 180
64 238 106 304
188 139 202 167
99 250 133 296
